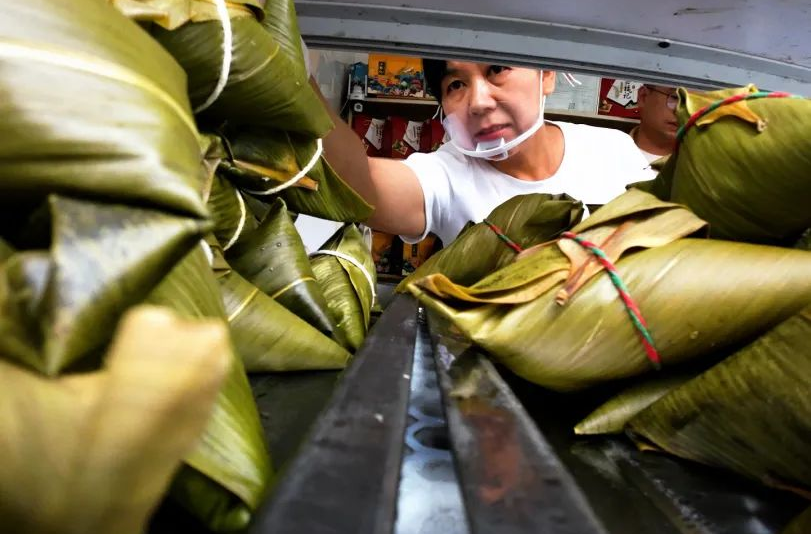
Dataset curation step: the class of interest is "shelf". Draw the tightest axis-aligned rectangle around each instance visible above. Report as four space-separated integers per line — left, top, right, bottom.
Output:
547 109 638 124
350 97 439 106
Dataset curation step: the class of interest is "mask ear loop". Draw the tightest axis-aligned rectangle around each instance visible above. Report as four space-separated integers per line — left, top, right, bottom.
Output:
431 104 443 121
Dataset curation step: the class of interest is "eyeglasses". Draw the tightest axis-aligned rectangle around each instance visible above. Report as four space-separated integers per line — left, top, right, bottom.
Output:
647 86 679 110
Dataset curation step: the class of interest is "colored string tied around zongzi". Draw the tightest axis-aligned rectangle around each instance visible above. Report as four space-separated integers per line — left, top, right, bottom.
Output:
482 219 661 369
482 219 524 253
559 231 661 369
674 90 803 151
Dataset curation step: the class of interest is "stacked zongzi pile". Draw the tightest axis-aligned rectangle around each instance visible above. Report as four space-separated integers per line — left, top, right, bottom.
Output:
113 0 374 224
0 1 282 532
402 186 811 497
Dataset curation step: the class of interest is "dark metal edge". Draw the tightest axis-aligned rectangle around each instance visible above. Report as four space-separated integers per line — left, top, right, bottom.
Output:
250 294 418 534
425 308 608 534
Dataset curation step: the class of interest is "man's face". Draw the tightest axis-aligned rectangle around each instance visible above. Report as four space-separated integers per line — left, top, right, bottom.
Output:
440 62 556 153
638 85 679 142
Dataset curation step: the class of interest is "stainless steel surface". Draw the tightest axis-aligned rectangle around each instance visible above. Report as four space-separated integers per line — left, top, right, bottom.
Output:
396 308 469 534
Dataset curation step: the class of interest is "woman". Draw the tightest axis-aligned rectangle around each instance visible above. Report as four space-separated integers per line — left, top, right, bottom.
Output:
318 59 652 246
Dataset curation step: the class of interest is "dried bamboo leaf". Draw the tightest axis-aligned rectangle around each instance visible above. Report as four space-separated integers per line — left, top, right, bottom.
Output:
627 306 811 496
146 247 272 532
0 305 230 534
311 224 377 351
0 196 208 375
397 193 584 292
139 0 333 136
1 0 207 217
574 376 691 435
226 198 344 342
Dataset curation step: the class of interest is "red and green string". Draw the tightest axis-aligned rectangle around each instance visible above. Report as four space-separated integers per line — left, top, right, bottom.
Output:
675 90 802 150
560 231 661 369
483 221 661 369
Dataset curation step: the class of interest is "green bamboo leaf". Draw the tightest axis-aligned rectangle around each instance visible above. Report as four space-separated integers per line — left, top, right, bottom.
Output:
397 193 584 292
311 225 377 351
781 506 811 534
0 306 231 534
220 128 373 222
410 237 811 391
668 85 811 244
207 174 259 251
217 263 351 372
0 196 208 375
0 237 13 264
146 247 272 532
226 198 345 343
0 0 207 218
574 376 691 435
628 306 811 496
140 0 333 136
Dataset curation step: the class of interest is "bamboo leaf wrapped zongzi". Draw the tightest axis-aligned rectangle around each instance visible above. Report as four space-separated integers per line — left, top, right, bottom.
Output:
406 191 811 391
220 128 374 223
206 236 351 371
639 85 811 244
397 193 584 292
0 306 231 534
310 224 377 351
116 0 333 136
1 0 207 218
0 196 208 376
226 198 345 343
146 246 273 532
627 305 811 497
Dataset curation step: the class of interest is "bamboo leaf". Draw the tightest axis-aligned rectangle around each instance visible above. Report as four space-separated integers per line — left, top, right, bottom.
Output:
0 0 207 218
627 305 811 496
397 193 584 292
226 198 344 343
140 0 333 136
0 305 230 534
311 224 377 351
212 237 351 371
574 376 691 435
220 129 374 222
0 196 208 375
666 85 811 243
146 247 272 532
410 239 811 391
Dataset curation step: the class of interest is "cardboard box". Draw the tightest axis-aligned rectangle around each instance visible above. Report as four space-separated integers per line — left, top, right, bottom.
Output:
367 54 427 98
372 231 396 274
402 235 437 275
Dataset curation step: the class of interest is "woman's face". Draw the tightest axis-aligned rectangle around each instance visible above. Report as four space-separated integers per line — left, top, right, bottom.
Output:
440 62 556 152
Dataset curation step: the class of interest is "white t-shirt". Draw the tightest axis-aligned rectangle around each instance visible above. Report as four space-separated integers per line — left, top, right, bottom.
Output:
401 121 653 245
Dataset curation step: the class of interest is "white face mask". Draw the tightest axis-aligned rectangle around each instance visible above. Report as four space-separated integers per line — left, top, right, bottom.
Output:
441 71 547 161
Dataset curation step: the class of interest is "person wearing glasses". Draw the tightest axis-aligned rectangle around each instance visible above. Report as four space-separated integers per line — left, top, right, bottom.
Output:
312 59 652 247
630 85 679 163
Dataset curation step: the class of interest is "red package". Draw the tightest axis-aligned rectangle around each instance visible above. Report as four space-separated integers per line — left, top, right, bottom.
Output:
429 118 445 151
352 113 391 157
597 78 642 119
420 119 432 152
390 116 424 159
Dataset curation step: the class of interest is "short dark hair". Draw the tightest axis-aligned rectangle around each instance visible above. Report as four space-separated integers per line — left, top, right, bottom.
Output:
423 58 447 102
